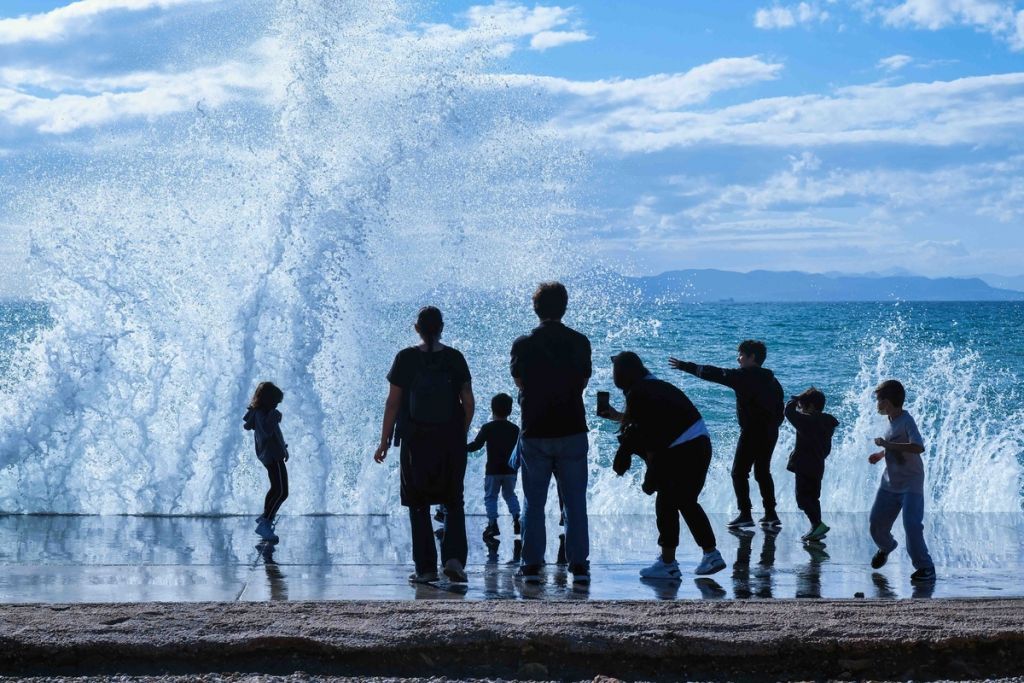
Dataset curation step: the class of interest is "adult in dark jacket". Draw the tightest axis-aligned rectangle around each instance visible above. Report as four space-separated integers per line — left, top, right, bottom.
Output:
374 306 475 584
670 339 784 529
784 387 840 541
600 352 726 579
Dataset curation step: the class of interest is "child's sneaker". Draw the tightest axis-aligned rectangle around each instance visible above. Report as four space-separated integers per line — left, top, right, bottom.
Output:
512 516 522 536
255 518 278 543
443 558 468 583
759 511 782 529
871 542 897 569
639 557 682 581
727 512 755 528
482 521 499 541
802 522 830 541
695 549 726 575
910 567 936 583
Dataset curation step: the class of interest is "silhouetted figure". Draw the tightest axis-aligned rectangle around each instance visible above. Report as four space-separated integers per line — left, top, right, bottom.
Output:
374 306 475 584
467 393 521 541
867 380 936 585
784 387 839 542
599 351 725 579
243 381 290 544
511 282 592 585
670 340 784 529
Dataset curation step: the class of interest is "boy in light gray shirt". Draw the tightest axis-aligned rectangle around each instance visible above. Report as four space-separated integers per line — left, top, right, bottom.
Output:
867 379 936 583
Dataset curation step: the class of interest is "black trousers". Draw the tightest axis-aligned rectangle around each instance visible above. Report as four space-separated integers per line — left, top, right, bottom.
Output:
732 428 778 513
409 501 467 575
654 437 716 553
795 473 823 526
262 457 289 521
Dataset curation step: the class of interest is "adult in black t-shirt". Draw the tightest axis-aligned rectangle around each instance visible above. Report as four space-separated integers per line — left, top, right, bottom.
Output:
374 306 475 584
509 282 592 584
600 352 726 579
670 340 785 529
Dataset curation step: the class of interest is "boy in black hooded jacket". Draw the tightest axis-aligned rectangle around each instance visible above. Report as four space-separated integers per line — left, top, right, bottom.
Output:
784 387 839 541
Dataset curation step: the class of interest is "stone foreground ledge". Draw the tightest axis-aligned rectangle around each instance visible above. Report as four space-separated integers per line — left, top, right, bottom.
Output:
1 600 1022 680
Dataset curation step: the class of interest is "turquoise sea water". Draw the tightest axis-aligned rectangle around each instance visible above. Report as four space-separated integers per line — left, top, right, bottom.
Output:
2 299 1021 515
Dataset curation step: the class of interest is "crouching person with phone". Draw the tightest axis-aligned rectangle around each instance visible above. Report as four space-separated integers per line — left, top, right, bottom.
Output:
599 352 726 579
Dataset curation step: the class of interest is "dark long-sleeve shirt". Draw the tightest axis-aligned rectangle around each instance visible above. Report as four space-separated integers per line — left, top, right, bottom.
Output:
243 407 288 464
623 377 704 454
674 362 784 433
784 399 839 478
467 419 520 476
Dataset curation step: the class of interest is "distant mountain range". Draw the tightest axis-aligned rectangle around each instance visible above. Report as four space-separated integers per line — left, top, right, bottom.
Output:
623 269 1024 303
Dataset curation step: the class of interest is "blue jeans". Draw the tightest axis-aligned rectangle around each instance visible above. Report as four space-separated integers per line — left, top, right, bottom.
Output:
484 474 521 522
870 487 934 570
520 433 589 567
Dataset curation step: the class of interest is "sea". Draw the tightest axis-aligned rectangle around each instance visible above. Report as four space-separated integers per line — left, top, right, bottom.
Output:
2 298 1021 516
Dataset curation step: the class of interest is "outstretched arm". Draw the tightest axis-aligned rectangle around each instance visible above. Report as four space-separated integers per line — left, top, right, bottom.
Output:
668 358 738 389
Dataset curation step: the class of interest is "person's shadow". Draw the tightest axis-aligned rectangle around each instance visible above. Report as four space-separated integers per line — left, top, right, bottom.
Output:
796 541 829 599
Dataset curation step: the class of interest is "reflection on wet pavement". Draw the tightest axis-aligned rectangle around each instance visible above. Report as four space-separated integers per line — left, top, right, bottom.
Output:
0 512 1020 602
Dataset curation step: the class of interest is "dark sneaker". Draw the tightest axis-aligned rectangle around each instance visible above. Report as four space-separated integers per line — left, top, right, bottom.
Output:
433 508 446 524
515 564 542 584
570 563 591 585
443 558 468 583
910 567 936 583
871 542 897 569
804 522 830 541
512 516 522 536
695 549 727 576
727 512 755 529
758 512 781 528
482 521 499 541
556 533 567 565
409 571 439 583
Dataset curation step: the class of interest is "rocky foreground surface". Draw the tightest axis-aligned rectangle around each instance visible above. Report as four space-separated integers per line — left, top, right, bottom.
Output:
1 600 1022 681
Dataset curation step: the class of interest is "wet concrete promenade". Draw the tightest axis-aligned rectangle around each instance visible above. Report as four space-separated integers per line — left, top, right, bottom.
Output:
1 512 1021 602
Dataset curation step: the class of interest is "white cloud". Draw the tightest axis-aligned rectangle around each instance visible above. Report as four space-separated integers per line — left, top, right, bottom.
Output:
491 57 783 110
0 0 208 45
859 0 1024 50
0 59 273 133
537 70 1024 152
754 2 829 29
529 29 592 51
878 53 914 70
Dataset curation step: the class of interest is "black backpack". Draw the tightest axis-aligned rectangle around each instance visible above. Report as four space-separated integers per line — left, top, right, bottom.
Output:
408 351 456 425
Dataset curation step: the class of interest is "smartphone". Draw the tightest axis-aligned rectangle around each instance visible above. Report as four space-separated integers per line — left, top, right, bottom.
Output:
596 391 610 416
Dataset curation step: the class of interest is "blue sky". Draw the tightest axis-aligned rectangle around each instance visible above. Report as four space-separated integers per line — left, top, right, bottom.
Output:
2 0 1024 295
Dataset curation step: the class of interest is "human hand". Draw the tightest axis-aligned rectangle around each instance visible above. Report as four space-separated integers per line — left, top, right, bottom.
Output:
373 440 390 463
668 357 686 370
868 451 884 464
874 437 888 448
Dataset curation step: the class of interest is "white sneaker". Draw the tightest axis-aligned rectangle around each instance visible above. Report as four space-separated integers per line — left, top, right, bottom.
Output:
639 557 682 580
695 549 726 575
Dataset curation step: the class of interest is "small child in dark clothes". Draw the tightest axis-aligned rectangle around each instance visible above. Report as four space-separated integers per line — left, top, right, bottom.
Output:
243 381 290 544
467 393 521 541
784 387 839 542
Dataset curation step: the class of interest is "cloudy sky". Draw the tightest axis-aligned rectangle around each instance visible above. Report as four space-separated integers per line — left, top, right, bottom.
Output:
2 0 1024 295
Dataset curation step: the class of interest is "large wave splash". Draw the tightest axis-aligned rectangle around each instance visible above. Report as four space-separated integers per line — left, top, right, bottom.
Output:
0 1 583 514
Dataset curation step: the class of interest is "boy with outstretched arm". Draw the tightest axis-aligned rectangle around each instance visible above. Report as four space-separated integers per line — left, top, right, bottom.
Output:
669 340 785 529
467 393 522 542
784 387 839 542
867 379 936 583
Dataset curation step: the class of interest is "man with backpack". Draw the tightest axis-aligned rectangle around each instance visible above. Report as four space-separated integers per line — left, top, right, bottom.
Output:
670 340 785 530
510 282 593 585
